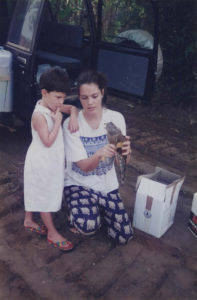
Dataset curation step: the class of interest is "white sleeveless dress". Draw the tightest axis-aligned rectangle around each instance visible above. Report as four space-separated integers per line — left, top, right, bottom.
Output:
24 102 65 212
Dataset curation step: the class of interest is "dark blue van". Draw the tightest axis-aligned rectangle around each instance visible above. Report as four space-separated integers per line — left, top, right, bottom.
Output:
4 0 160 122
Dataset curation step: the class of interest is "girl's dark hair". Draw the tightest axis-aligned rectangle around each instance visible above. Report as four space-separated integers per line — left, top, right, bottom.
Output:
77 70 107 104
39 66 70 94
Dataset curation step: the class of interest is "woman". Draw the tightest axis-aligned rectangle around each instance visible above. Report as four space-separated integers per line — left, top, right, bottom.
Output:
63 70 133 244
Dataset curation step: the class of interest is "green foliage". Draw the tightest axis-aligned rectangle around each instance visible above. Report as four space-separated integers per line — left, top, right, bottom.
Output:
101 0 154 40
49 0 85 25
159 0 196 81
156 0 197 105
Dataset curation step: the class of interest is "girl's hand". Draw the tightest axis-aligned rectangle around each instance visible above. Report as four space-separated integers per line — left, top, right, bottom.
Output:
58 104 79 131
51 109 62 123
97 144 116 161
121 136 132 156
68 114 79 133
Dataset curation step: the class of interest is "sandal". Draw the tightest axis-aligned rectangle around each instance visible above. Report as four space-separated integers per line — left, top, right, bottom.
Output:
47 239 74 252
24 224 48 236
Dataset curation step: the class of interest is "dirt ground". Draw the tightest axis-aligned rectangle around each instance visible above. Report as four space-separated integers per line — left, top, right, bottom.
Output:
0 95 197 300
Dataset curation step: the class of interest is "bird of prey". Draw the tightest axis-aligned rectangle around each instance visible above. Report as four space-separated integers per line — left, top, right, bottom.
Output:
105 122 127 183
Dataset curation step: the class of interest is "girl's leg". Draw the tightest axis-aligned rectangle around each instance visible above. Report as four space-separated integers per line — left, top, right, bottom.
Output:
24 211 39 228
64 185 101 235
40 212 68 243
24 211 47 235
40 212 74 251
99 190 134 244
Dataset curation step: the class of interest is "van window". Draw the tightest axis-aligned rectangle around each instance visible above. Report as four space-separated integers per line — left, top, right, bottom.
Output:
7 0 43 51
49 0 90 37
100 0 154 43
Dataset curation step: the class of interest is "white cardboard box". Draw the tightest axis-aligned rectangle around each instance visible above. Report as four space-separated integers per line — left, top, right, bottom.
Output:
132 167 185 238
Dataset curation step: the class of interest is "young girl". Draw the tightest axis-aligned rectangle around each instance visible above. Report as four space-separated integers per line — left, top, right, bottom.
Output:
63 70 133 244
24 67 78 252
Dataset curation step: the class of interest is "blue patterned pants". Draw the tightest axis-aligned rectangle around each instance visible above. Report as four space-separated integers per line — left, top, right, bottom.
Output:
64 185 134 244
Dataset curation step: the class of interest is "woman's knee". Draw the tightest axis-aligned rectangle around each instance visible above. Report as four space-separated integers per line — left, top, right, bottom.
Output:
74 215 101 235
108 223 134 244
118 228 134 244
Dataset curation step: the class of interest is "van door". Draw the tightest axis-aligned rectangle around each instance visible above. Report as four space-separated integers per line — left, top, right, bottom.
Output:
94 0 159 101
5 0 47 121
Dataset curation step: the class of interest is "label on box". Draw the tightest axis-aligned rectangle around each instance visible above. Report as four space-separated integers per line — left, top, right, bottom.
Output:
144 195 153 218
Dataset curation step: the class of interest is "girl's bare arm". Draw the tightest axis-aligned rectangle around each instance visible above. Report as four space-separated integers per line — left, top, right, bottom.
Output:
32 110 62 147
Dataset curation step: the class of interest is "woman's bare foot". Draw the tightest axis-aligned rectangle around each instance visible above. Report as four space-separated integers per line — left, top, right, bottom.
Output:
69 226 80 234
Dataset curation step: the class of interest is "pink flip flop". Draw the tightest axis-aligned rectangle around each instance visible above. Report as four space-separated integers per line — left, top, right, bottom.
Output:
47 239 74 252
24 224 48 236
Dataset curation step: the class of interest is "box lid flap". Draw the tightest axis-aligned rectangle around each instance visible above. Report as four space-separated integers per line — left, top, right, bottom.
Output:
155 167 184 184
136 170 158 191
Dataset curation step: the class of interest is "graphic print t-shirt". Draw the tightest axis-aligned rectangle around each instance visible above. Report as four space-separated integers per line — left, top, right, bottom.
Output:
63 109 126 193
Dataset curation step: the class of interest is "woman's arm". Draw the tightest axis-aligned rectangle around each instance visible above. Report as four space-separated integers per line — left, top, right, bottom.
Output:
60 104 79 132
77 144 116 172
32 110 62 147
